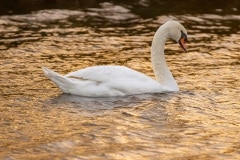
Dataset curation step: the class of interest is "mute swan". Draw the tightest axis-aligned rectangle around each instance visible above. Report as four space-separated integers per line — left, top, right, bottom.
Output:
42 20 187 97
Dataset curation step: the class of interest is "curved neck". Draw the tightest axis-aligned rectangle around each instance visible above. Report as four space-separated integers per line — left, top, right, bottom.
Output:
151 27 179 91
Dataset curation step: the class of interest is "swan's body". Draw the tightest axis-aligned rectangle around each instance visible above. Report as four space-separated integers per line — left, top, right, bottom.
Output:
42 21 188 97
42 65 167 97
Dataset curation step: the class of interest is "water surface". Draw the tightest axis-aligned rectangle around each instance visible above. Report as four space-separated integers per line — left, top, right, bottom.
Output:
0 1 240 159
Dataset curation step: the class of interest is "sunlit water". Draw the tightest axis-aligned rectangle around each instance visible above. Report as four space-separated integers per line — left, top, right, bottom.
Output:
0 2 240 160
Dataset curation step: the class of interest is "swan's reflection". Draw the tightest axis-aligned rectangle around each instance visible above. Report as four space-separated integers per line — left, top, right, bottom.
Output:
49 93 174 111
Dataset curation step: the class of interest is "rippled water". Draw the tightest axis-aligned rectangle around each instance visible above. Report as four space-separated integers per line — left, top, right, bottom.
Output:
0 1 240 159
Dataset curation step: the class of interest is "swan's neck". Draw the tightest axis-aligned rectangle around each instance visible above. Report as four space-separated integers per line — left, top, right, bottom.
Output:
151 28 179 91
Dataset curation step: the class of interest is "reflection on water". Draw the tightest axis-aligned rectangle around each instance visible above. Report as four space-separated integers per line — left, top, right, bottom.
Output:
0 1 240 159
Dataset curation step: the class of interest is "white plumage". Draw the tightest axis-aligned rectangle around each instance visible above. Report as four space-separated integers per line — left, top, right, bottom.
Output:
42 20 188 97
42 66 166 97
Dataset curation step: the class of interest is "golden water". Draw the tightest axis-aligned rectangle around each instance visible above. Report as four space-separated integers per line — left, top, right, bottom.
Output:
0 2 240 160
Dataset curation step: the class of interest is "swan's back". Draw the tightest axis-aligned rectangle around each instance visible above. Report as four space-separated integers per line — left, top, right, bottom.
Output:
65 65 151 82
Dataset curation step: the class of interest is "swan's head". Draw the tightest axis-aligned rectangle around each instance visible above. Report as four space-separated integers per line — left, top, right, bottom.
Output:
163 21 188 52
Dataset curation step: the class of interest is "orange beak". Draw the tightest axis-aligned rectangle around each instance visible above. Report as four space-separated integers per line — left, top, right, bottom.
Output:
179 37 187 52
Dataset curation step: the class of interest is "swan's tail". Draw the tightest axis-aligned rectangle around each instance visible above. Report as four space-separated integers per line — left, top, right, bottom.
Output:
42 67 70 93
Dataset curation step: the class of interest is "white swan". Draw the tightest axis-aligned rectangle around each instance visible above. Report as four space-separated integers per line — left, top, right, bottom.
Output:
42 20 187 97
